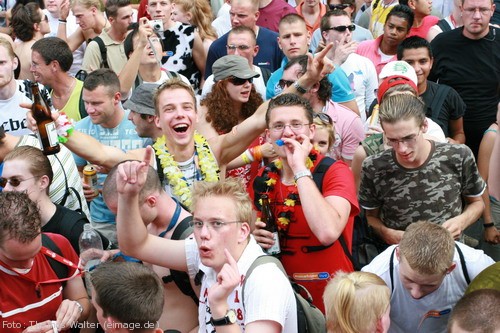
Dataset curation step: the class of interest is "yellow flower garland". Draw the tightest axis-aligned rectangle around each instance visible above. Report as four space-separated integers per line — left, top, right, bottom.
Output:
153 132 219 208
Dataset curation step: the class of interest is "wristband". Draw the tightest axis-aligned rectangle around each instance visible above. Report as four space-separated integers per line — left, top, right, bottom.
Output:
251 145 263 162
58 19 67 23
55 112 75 143
241 150 254 164
483 223 495 229
294 170 312 182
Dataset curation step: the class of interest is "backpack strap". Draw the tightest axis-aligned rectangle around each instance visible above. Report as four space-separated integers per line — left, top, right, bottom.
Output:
389 246 397 292
455 243 471 284
93 36 109 69
437 19 452 32
41 234 69 285
78 89 87 119
260 68 271 86
429 84 451 121
242 255 285 307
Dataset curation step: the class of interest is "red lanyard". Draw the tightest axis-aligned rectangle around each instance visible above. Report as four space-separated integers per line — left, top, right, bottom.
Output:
0 247 82 297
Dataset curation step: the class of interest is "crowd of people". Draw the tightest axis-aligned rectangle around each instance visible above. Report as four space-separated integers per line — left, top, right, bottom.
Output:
0 0 499 332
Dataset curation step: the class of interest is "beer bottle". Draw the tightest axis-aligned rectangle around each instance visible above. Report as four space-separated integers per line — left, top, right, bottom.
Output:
30 82 60 155
261 194 281 255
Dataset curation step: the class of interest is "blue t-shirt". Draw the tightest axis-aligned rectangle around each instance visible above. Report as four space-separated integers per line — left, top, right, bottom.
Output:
205 27 284 79
73 109 146 224
266 57 355 102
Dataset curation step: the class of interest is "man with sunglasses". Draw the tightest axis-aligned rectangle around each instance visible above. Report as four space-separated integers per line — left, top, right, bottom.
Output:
0 191 90 333
309 0 374 52
358 93 485 247
320 9 378 122
267 14 360 115
280 55 365 165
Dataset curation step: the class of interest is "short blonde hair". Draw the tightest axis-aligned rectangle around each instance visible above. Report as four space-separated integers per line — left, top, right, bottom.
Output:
71 0 104 12
191 178 253 225
313 115 335 151
323 271 390 333
399 221 455 275
0 37 15 59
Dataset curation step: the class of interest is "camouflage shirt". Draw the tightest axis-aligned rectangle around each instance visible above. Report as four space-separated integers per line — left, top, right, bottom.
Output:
359 141 485 230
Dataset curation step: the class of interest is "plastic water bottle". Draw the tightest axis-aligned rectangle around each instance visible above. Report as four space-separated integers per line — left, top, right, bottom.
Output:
78 224 103 289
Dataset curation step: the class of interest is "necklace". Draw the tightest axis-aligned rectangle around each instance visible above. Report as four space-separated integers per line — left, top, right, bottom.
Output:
153 132 219 208
52 78 76 100
253 150 318 231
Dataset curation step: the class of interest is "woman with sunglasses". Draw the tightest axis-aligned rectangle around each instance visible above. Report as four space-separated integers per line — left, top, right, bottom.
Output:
197 55 274 186
1 146 112 255
11 2 50 80
313 112 336 155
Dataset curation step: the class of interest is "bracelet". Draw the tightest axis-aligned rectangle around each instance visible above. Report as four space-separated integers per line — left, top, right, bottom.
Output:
251 145 263 162
55 112 75 143
294 170 312 182
58 19 67 23
240 150 254 164
483 223 495 229
75 300 83 314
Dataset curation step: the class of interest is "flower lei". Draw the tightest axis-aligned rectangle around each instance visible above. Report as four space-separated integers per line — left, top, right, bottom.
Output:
255 150 319 231
153 132 219 208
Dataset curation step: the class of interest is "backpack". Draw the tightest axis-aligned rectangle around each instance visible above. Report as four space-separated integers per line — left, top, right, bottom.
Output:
161 216 199 305
388 243 470 292
242 255 326 333
428 84 451 122
437 19 453 32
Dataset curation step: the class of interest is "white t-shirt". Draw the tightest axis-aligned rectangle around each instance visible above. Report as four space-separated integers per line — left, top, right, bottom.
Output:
0 81 37 136
185 236 298 332
362 243 494 333
340 53 378 122
201 65 267 101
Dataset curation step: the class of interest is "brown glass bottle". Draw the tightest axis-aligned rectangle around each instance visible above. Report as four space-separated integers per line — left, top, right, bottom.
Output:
30 82 60 155
261 194 281 255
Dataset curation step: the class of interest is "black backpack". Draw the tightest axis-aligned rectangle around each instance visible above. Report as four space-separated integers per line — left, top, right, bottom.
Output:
161 217 199 305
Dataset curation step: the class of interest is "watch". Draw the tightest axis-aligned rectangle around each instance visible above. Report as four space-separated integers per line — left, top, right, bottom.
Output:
211 309 237 326
293 81 308 94
294 170 313 182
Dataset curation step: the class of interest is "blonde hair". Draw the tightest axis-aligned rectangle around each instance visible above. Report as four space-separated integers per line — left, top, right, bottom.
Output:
399 221 455 275
313 116 335 151
0 37 15 59
71 0 105 12
379 94 426 128
191 178 253 226
173 0 217 41
323 271 390 333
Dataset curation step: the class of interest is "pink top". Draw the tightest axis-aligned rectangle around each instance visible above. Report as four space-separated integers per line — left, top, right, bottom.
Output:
256 0 297 33
324 100 365 161
408 15 440 38
356 35 397 75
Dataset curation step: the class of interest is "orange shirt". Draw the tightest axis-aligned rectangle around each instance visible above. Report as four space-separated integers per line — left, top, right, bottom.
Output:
296 2 327 35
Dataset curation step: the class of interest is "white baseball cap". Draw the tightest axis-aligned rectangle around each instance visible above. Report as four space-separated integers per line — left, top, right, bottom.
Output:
379 61 418 86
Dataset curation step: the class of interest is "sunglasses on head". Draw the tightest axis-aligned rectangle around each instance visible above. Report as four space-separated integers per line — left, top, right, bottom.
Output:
228 76 253 86
0 176 38 188
325 24 356 32
328 3 350 10
314 113 333 125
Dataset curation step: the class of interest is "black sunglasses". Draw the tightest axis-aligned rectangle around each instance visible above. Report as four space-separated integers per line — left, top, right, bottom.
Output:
314 113 333 125
228 76 253 86
325 24 356 32
328 3 350 10
278 79 295 90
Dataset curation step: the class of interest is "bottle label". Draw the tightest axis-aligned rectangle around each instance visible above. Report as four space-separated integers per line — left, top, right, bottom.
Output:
266 232 281 255
45 122 58 147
